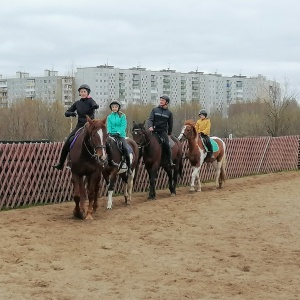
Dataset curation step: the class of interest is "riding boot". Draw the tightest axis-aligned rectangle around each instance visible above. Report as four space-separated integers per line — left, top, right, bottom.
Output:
166 146 175 168
52 140 70 170
125 155 132 175
206 141 215 163
106 143 119 167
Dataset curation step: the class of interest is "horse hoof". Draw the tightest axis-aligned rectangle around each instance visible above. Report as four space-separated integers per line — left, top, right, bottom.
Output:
107 207 112 210
85 214 93 220
73 210 85 220
148 197 156 201
171 193 176 197
189 188 195 192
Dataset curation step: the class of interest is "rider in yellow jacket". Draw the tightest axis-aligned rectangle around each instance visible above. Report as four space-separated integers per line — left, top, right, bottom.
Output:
195 109 214 160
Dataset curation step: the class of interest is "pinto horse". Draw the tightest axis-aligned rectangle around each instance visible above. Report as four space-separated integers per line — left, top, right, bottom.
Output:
102 136 139 209
132 121 183 200
178 121 226 192
69 116 107 220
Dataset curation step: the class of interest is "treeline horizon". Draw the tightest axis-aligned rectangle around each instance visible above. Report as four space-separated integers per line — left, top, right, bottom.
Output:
1 91 299 142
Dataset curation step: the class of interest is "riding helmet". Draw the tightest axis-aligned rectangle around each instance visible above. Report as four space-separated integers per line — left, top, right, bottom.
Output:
109 100 121 110
199 109 207 117
78 84 91 94
160 95 170 104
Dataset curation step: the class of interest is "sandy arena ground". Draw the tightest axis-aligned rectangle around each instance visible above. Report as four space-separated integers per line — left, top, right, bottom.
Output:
0 171 300 300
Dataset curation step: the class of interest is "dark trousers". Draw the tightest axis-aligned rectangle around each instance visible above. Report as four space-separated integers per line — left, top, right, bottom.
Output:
200 133 213 156
120 137 131 168
157 131 173 162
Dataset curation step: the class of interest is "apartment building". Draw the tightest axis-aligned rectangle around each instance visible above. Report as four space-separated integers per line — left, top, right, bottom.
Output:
1 66 276 116
3 70 75 106
75 65 275 116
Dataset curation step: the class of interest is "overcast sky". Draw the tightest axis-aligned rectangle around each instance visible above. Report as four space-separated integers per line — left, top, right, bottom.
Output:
1 0 299 92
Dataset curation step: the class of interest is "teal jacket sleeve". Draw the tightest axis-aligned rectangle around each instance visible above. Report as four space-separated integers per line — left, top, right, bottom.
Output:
120 114 127 138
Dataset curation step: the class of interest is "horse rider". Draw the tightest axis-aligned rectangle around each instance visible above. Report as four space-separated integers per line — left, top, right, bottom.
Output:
52 84 99 170
195 109 214 162
107 100 132 175
148 95 175 167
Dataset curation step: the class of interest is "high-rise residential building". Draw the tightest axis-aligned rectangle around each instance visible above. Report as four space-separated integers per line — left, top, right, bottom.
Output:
1 66 276 116
75 65 275 116
3 70 75 106
0 75 8 107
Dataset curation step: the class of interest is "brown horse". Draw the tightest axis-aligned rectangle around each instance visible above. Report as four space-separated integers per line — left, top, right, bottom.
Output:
178 121 226 192
132 121 183 200
69 116 107 220
102 136 139 209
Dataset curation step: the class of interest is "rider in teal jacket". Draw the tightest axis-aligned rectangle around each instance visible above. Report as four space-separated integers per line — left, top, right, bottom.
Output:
107 110 127 138
106 100 132 175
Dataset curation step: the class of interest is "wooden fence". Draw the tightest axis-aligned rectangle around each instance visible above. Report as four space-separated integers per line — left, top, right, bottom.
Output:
0 136 299 210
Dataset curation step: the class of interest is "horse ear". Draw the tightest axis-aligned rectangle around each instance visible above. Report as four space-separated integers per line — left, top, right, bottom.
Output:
86 115 92 124
133 120 136 126
142 120 145 126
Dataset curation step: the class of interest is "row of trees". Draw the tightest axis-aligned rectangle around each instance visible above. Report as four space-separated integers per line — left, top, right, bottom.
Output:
0 87 299 141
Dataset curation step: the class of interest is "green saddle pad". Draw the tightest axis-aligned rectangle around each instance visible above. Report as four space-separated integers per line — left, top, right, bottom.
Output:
210 138 219 152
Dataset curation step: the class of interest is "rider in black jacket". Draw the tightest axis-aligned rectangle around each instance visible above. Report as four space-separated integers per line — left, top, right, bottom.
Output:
148 95 175 167
52 84 99 170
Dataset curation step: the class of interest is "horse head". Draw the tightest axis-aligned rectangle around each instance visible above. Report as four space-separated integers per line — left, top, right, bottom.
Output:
132 120 149 147
178 120 198 142
85 116 108 163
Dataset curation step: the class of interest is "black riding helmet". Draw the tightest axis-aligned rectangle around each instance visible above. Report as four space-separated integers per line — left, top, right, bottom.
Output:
199 109 207 117
109 100 121 111
160 95 170 104
78 84 91 95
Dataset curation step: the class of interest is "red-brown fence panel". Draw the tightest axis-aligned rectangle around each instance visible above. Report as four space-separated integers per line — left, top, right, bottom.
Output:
0 136 299 210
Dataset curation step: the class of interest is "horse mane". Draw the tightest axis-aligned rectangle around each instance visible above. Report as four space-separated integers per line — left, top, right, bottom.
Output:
184 119 195 127
183 119 198 141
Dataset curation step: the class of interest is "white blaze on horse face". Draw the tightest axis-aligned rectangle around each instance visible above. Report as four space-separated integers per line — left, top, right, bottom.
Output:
97 128 107 160
178 125 187 141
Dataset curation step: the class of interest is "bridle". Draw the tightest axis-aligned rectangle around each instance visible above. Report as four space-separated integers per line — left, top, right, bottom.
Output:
132 128 151 148
83 124 106 161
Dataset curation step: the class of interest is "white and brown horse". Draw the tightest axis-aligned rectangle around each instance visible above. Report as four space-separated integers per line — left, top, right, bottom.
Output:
178 121 226 192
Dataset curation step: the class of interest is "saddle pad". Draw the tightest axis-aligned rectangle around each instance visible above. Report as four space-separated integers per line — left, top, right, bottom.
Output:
210 138 219 152
168 136 175 148
69 127 84 149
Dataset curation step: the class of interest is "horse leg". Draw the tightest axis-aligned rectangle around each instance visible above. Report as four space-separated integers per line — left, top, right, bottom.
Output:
107 172 117 209
148 168 158 200
212 160 221 189
163 165 175 196
190 166 201 192
85 173 100 220
124 169 135 205
92 172 101 212
72 175 85 219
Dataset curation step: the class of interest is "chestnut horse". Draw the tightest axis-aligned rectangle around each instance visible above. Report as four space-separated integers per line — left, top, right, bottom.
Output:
102 136 139 209
69 116 107 220
132 121 183 200
178 121 226 192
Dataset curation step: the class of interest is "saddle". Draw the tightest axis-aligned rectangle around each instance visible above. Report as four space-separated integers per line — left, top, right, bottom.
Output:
109 135 133 155
199 135 219 153
154 133 176 148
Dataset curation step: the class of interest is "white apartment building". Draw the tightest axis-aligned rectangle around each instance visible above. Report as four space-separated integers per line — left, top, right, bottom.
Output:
1 66 276 116
75 65 275 116
3 70 74 106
